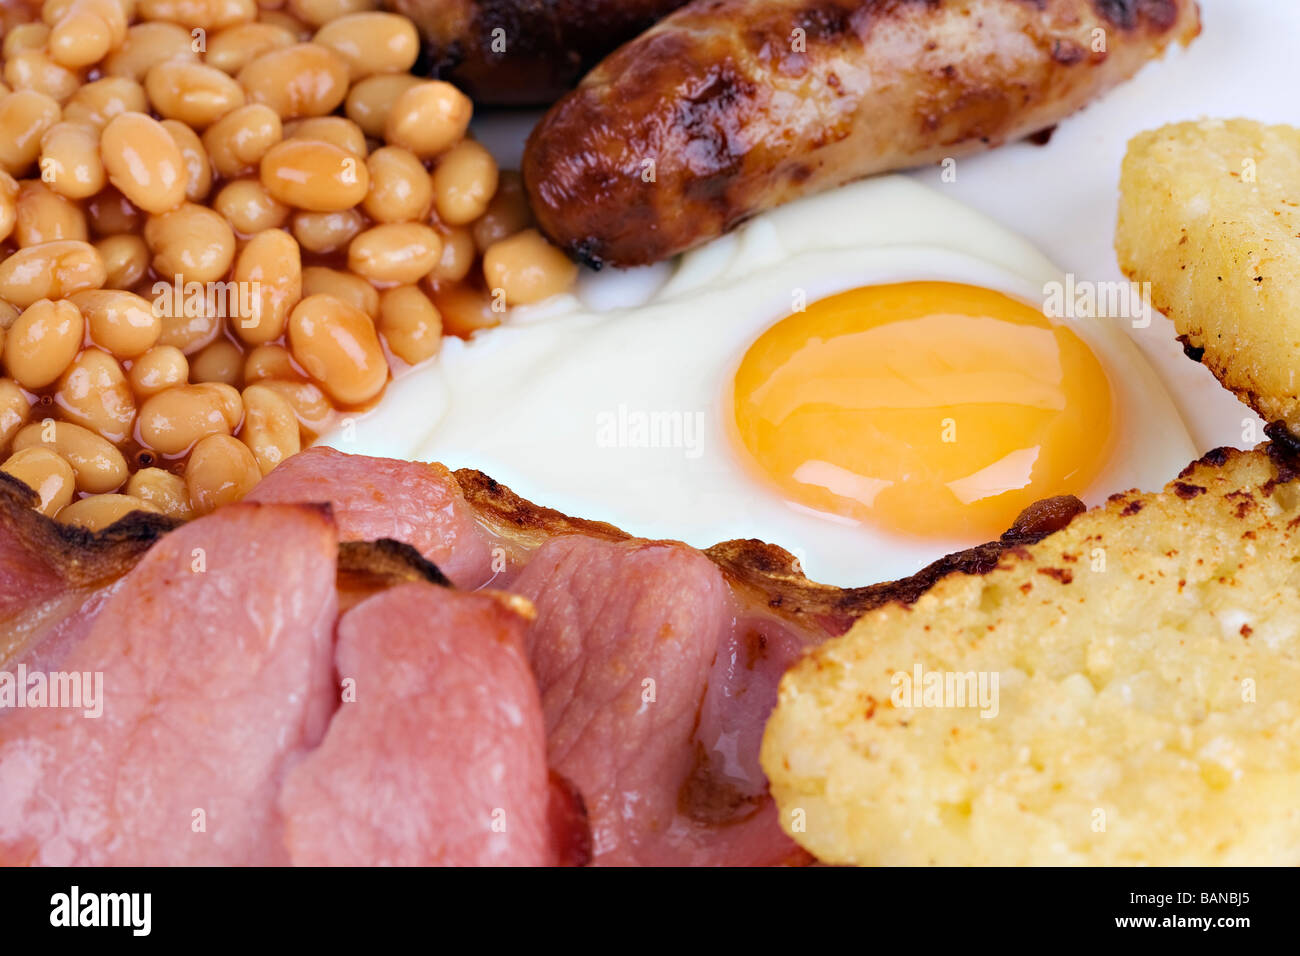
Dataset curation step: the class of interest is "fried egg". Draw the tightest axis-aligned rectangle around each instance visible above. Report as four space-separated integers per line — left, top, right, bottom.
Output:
319 176 1196 586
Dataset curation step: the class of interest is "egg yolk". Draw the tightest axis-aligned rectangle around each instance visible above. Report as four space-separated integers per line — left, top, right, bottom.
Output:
731 281 1115 540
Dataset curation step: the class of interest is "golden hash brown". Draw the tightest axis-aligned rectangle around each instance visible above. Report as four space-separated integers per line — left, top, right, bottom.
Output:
1116 119 1300 429
762 445 1300 865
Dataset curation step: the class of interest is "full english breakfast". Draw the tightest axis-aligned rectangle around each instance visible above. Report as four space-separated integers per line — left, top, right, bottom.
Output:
0 0 1297 870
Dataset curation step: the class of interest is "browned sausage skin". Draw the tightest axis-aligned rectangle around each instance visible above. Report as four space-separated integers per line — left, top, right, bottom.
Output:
386 0 690 105
523 0 1201 268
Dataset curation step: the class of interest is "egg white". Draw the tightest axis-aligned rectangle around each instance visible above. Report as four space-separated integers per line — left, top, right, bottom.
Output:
319 176 1196 586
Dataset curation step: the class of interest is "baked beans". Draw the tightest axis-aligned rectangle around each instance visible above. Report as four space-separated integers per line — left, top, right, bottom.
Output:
57 492 160 529
378 283 440 365
39 121 105 199
239 381 299 474
101 112 189 214
13 419 128 492
287 293 386 405
126 465 193 519
260 138 368 211
432 139 498 225
145 59 247 129
128 344 189 396
313 12 417 81
53 346 136 443
0 89 61 175
238 42 348 119
347 222 441 284
202 103 282 178
362 145 431 223
94 232 149 288
483 229 580 307
0 0 578 522
14 180 88 245
1 445 74 515
385 81 471 159
0 242 105 309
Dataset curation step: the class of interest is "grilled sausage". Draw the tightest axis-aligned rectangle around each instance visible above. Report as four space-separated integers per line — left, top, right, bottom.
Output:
523 0 1201 268
386 0 690 106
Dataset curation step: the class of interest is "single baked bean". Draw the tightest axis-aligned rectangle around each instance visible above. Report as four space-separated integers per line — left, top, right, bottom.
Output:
385 81 471 159
0 171 17 243
4 298 84 388
103 21 197 81
39 121 104 199
95 233 149 288
0 240 105 306
231 227 300 344
472 171 533 252
194 381 244 429
432 140 498 225
54 347 136 443
126 466 193 519
313 12 418 81
43 0 126 42
291 207 363 254
48 10 114 70
58 493 160 530
285 115 366 156
4 50 81 104
254 377 331 432
202 103 282 178
155 301 222 354
287 293 387 405
347 222 441 284
136 0 257 30
186 432 260 514
213 177 289 235
378 283 441 366
15 180 87 246
3 23 50 59
258 9 312 39
482 229 579 306
144 203 236 283
0 90 62 176
289 0 376 28
362 146 431 223
205 21 296 74
260 138 368 211
13 420 127 492
85 185 141 235
343 72 419 138
428 281 502 338
243 342 302 383
0 300 17 329
101 112 189 214
429 224 475 282
238 381 300 475
190 339 244 386
61 76 147 128
0 378 32 456
1 446 76 516
161 119 213 203
137 383 233 455
128 344 188 396
238 43 348 120
146 60 246 129
72 288 160 357
301 265 377 317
